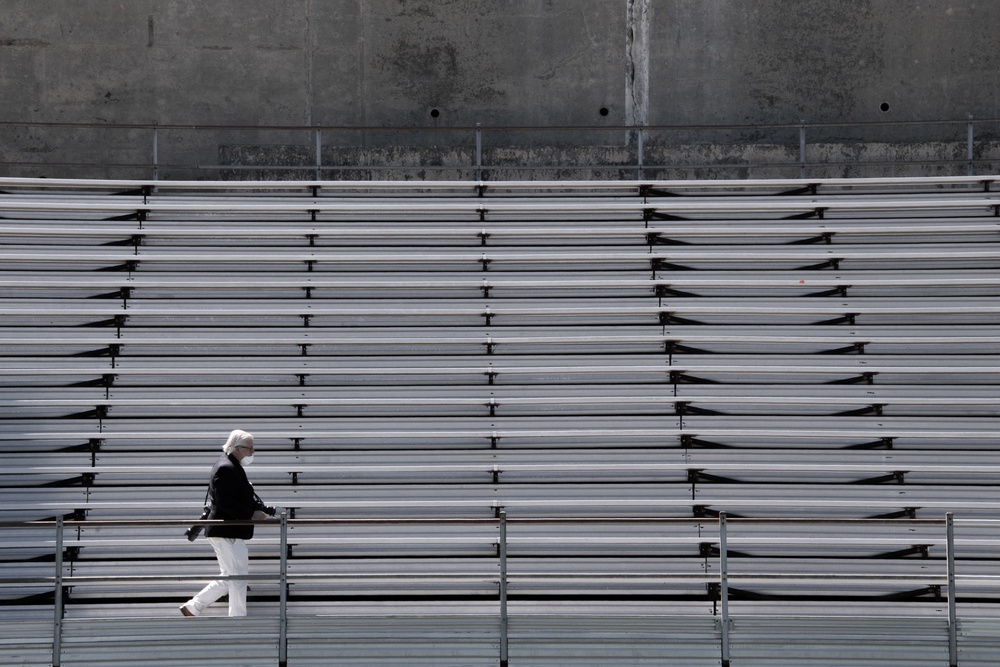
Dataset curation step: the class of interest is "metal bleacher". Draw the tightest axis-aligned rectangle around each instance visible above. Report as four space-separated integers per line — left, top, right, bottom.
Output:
1 175 1000 666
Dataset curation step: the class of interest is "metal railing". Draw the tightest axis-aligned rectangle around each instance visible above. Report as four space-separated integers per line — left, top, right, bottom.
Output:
1 513 987 667
1 118 999 181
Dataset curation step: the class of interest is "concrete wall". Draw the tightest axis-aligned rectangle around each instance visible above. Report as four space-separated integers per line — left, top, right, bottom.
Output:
650 0 1000 127
2 1 999 178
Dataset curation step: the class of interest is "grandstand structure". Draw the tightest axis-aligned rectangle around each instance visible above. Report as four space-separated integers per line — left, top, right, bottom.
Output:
1 175 1000 666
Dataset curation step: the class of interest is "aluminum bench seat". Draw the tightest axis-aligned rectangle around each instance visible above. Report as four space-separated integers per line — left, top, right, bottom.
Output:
79 482 703 520
4 560 265 603
7 388 644 419
54 617 281 666
68 450 704 485
3 190 999 220
3 218 999 248
95 446 687 473
284 554 711 587
670 384 1000 416
3 325 1000 357
699 557 1000 599
283 556 710 599
0 355 697 387
249 448 1000 486
503 602 722 666
0 488 88 509
0 414 996 451
76 447 862 479
284 610 502 667
728 599 987 619
78 441 1000 476
282 557 499 598
3 353 998 384
0 221 652 247
672 415 1000 450
0 176 990 198
503 607 952 667
4 457 693 487
716 520 1000 557
4 384 1000 420
8 517 995 561
658 324 1000 354
0 274 665 302
725 615 951 667
683 448 1000 484
0 521 74 561
12 451 1000 489
64 557 501 601
7 293 1000 314
124 607 498 666
0 618 54 666
1 324 997 355
4 243 1000 272
5 269 1000 296
0 563 57 604
694 483 999 519
2 308 997 332
507 562 941 600
121 382 1000 416
505 556 714 598
0 449 98 484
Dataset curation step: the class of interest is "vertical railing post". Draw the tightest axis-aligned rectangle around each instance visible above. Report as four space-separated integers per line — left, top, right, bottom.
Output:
475 123 483 182
152 126 159 182
946 513 958 667
799 123 807 179
637 129 645 181
719 512 730 667
498 509 509 667
315 129 323 182
52 516 64 667
279 511 289 667
967 115 975 177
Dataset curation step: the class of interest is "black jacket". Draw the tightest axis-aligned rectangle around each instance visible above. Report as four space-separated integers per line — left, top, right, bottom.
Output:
205 453 259 540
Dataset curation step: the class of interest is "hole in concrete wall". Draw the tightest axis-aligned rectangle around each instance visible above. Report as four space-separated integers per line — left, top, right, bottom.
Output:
599 107 609 117
879 102 890 112
430 108 441 118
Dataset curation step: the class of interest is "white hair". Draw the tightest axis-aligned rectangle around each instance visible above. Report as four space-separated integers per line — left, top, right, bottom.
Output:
223 429 254 454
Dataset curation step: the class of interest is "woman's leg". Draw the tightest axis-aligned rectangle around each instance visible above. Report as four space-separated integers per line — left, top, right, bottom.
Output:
223 538 249 617
182 537 247 616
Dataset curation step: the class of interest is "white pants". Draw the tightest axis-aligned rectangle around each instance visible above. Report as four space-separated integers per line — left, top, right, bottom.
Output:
185 537 249 617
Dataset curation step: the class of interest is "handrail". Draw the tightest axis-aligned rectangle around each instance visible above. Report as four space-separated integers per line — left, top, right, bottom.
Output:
1 118 998 180
0 513 971 667
1 515 956 528
0 174 997 190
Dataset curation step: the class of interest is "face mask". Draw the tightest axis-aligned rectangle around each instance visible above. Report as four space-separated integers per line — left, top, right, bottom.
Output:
241 454 255 466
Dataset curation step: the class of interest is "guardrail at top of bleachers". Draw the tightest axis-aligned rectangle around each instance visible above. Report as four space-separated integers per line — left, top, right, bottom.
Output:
0 174 999 193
